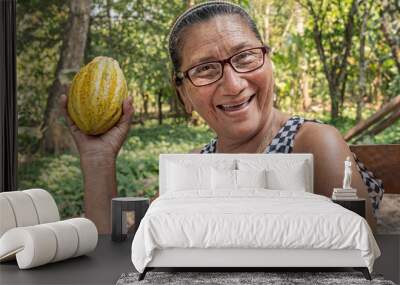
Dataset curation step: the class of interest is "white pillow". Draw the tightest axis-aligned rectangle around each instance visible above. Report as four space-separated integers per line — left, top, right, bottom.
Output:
236 169 267 189
167 162 212 191
212 168 237 190
266 163 307 191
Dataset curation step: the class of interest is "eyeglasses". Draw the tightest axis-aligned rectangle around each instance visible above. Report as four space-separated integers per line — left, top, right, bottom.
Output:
176 46 270 87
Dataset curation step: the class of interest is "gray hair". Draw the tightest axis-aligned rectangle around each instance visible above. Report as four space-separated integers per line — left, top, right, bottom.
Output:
168 1 263 85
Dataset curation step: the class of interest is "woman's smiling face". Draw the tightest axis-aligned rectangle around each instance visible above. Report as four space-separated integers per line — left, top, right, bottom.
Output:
177 14 274 142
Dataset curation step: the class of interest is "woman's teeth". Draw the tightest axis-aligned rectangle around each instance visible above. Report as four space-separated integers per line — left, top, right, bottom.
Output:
218 95 254 112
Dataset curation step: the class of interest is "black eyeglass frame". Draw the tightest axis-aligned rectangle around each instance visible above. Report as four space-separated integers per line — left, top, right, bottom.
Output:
175 45 271 87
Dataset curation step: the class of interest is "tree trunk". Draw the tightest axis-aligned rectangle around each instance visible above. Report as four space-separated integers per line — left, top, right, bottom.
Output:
372 64 382 104
356 1 371 123
106 0 113 52
141 92 149 117
304 0 358 121
366 108 400 137
157 91 163 125
329 88 340 120
84 13 92 64
301 66 311 111
356 100 363 123
263 3 270 44
381 1 400 74
295 2 310 111
344 95 400 141
180 0 195 124
41 0 91 154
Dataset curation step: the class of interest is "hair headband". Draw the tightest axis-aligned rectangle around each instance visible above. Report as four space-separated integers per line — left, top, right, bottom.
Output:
167 1 249 49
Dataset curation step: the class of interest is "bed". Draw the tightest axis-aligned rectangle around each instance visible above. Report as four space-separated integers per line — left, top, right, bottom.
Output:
131 154 380 280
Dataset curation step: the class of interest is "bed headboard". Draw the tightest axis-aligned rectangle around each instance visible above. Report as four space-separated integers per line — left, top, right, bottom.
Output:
159 154 314 195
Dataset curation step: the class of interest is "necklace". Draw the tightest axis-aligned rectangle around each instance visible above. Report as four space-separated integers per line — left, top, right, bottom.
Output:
215 112 280 153
255 125 275 153
215 126 274 154
255 132 270 153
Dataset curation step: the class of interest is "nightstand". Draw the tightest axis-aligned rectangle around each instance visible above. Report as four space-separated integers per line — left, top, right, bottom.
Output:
332 198 366 218
111 197 149 242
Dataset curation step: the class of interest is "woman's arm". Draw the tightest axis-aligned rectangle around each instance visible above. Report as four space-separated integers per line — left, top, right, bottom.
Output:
60 95 134 234
80 155 117 234
293 123 376 231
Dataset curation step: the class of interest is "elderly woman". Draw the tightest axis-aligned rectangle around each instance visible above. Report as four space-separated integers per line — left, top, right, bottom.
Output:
60 1 383 234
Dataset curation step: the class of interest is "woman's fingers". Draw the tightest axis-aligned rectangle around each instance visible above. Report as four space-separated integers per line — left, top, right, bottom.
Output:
102 96 134 152
119 96 134 131
59 95 85 142
111 96 134 134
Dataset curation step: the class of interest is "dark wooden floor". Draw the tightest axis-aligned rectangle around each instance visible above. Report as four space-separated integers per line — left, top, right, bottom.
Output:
374 234 400 284
0 234 399 285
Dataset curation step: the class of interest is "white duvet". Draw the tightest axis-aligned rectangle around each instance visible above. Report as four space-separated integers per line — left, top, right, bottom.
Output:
131 189 380 273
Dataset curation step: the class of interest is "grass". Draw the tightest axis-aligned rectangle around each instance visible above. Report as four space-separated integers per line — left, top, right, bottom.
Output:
18 119 215 218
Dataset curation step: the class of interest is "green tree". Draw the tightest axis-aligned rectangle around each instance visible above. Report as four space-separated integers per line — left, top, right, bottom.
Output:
299 0 360 121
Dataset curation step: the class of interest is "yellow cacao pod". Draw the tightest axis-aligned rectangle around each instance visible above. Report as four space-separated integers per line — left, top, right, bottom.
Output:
67 56 128 135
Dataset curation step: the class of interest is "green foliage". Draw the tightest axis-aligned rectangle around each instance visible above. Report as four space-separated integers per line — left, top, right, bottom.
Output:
17 0 399 121
116 119 214 198
16 0 68 126
18 119 214 218
87 0 186 114
18 154 83 219
16 0 400 219
18 116 398 219
369 121 400 144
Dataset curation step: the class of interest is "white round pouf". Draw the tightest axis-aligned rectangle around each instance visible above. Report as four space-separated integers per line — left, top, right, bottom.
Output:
0 190 98 269
0 226 57 269
0 196 17 237
65 218 98 257
23 189 60 224
42 221 79 262
0 191 39 227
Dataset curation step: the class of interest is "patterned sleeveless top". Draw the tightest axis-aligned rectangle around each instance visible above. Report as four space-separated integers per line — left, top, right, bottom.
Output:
200 116 384 216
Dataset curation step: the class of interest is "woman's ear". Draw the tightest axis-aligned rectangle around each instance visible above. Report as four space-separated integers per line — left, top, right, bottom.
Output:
173 80 193 114
178 88 193 114
171 71 193 114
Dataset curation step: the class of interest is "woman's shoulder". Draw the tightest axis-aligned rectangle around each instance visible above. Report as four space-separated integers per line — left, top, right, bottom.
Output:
301 119 342 137
293 118 346 153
